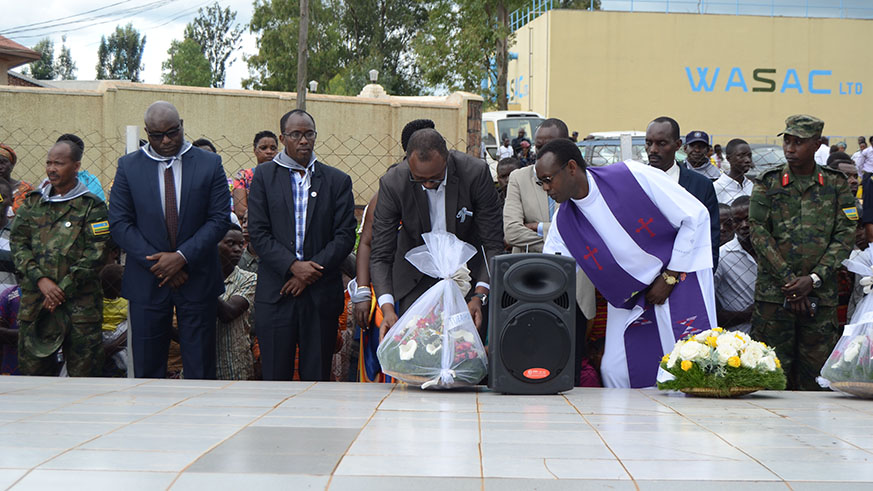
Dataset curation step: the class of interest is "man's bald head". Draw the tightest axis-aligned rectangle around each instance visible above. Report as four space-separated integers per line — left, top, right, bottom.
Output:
144 101 184 157
144 101 180 127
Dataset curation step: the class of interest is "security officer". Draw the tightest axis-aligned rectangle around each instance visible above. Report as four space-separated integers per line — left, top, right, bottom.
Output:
749 114 856 390
10 139 110 376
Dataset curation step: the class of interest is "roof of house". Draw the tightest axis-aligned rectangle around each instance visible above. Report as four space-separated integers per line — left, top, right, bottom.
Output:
0 35 41 67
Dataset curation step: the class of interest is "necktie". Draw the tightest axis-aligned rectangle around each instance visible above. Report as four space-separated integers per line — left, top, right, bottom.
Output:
548 195 556 220
164 164 178 250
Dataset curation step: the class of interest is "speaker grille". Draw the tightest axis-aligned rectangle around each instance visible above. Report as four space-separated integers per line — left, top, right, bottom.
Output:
553 292 570 310
501 292 517 309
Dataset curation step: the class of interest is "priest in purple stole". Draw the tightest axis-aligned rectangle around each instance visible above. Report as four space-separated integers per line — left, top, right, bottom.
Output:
537 139 717 388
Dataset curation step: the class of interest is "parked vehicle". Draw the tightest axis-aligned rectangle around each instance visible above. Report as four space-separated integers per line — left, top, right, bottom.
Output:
482 111 544 180
745 144 787 179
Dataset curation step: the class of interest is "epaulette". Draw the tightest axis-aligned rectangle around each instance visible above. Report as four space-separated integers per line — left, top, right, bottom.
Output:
820 165 847 177
758 166 784 181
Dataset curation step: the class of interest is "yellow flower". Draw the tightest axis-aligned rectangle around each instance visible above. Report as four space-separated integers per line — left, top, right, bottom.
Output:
728 356 741 368
681 360 693 371
705 336 718 348
661 354 670 363
775 357 781 369
713 327 724 332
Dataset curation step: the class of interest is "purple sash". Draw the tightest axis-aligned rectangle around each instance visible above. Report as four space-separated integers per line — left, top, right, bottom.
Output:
557 162 712 387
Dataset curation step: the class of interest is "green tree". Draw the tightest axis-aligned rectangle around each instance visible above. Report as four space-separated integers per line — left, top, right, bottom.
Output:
245 0 425 96
96 24 146 82
56 35 77 80
414 0 598 108
162 39 212 87
244 0 345 92
25 38 56 80
183 2 244 88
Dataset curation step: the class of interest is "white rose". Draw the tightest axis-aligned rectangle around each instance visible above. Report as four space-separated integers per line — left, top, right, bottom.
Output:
761 355 777 371
716 344 738 364
399 340 418 360
740 344 764 368
716 333 742 351
451 330 475 343
694 332 710 343
426 341 442 355
679 340 709 361
843 340 862 363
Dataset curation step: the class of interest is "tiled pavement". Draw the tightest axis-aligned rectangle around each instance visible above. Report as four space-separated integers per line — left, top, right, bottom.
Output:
1 377 872 490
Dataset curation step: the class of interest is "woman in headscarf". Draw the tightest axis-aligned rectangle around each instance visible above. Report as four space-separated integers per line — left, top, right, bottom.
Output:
232 131 278 221
0 143 34 216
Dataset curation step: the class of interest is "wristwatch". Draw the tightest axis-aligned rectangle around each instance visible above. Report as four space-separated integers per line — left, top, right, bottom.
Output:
661 271 679 286
473 292 488 306
810 273 822 289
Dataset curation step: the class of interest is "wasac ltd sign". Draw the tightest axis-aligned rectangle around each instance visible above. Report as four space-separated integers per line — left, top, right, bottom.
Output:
685 67 863 95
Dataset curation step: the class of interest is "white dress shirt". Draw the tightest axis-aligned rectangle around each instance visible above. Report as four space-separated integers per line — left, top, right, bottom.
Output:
713 173 754 205
814 144 830 167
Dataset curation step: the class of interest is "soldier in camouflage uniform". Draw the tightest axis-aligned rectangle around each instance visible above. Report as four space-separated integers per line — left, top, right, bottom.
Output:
10 140 109 376
749 115 856 390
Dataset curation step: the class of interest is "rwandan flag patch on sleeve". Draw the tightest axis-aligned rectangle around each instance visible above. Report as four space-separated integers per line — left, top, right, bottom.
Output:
90 221 110 236
843 207 859 221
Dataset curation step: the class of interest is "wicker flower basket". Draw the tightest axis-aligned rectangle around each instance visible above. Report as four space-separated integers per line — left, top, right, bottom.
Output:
680 386 764 398
830 381 873 399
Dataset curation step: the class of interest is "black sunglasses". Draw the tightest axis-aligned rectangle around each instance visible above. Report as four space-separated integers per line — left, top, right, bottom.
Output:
146 121 183 140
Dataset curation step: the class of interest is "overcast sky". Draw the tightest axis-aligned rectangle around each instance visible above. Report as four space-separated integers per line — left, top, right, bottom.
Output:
0 0 258 89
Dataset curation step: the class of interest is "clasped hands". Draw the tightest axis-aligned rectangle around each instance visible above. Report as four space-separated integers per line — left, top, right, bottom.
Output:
782 275 814 316
281 260 324 297
147 252 188 288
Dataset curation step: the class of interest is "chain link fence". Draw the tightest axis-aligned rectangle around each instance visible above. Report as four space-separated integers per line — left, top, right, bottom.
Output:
0 125 474 208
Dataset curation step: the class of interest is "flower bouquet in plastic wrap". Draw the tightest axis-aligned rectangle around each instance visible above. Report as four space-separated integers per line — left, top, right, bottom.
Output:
377 232 488 389
819 251 873 398
657 328 786 397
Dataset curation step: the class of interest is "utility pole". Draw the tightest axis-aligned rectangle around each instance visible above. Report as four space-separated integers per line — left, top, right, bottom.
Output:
296 0 309 110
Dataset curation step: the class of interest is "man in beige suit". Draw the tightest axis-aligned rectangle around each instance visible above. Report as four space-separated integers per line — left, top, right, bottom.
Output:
502 118 596 385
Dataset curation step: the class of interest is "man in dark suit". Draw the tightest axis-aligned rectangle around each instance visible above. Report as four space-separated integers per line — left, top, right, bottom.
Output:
370 128 504 340
247 109 356 381
109 101 231 379
645 116 720 270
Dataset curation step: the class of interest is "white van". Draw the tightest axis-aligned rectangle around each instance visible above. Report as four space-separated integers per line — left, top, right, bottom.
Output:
481 110 545 180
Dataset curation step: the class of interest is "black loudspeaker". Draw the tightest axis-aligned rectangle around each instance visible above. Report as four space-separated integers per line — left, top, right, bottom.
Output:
488 253 576 394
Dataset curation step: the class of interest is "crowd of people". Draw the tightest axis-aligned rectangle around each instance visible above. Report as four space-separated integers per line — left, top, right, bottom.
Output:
0 101 865 391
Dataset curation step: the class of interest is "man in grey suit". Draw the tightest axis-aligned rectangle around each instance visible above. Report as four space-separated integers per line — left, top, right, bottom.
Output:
371 129 504 340
247 109 356 381
503 118 596 385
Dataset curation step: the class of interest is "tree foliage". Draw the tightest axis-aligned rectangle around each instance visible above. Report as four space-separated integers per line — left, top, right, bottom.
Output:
412 0 524 102
24 36 77 81
245 0 596 102
96 24 146 82
184 2 244 88
25 38 56 80
245 0 426 96
56 36 77 80
162 39 212 87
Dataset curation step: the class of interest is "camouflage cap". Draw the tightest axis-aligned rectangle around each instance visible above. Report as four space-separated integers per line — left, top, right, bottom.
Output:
777 114 824 139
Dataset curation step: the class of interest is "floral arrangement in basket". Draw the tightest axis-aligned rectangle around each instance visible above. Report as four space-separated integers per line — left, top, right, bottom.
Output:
378 305 487 388
657 328 786 397
817 251 873 398
376 232 488 389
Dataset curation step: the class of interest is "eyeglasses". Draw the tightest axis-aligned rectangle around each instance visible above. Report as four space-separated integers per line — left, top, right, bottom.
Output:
409 171 446 185
283 130 317 141
535 162 569 187
146 122 183 140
